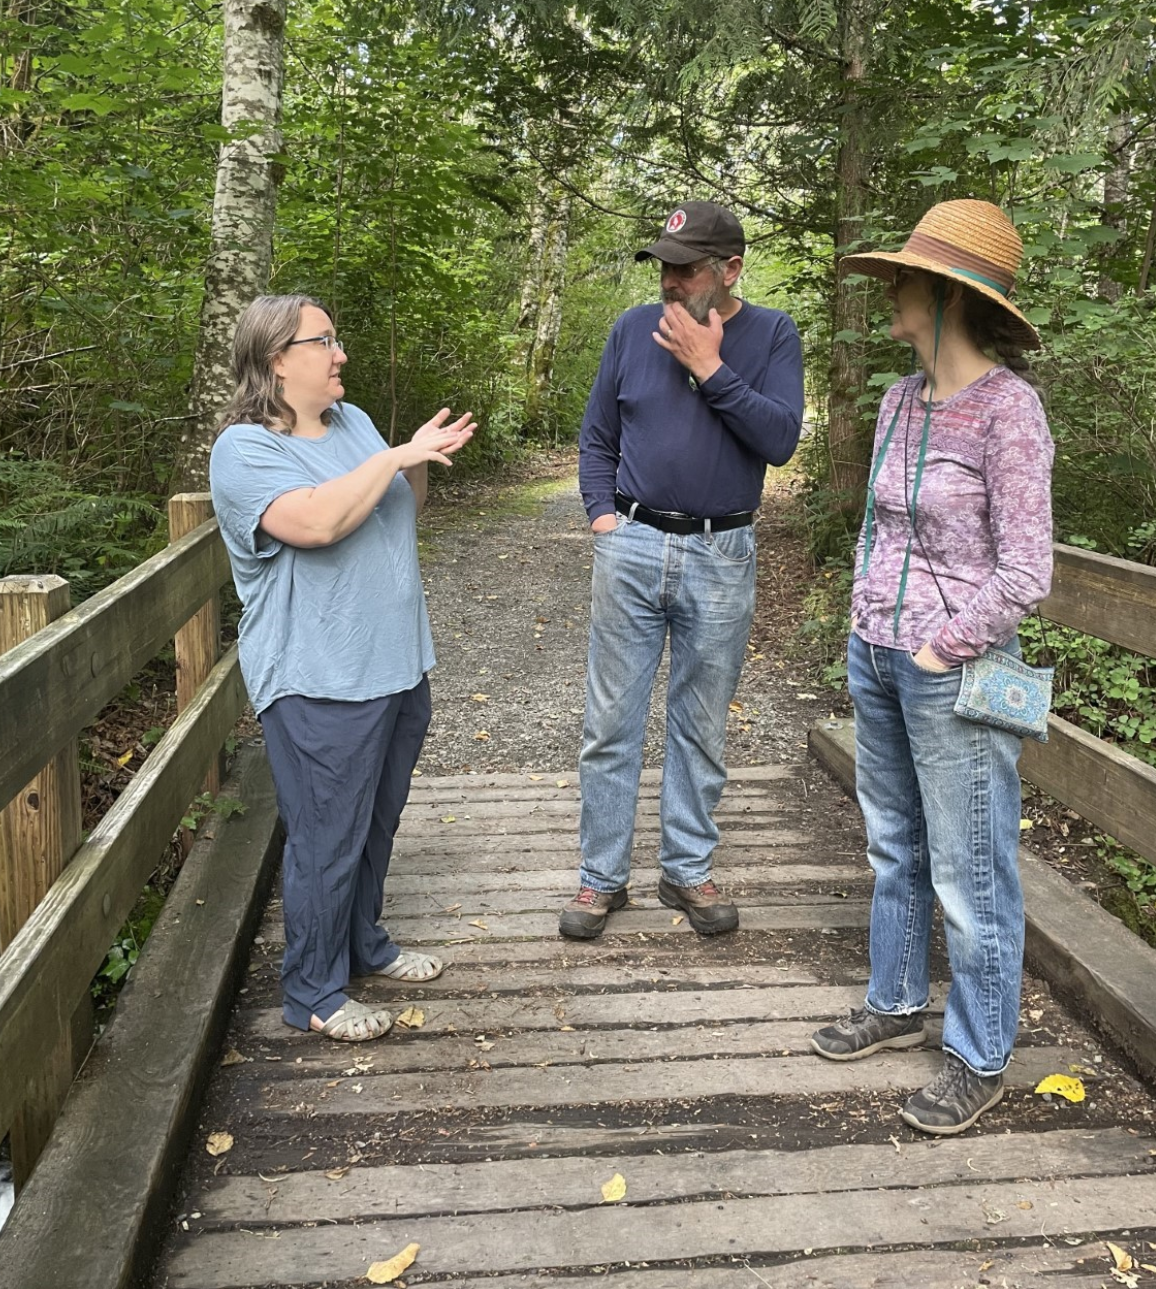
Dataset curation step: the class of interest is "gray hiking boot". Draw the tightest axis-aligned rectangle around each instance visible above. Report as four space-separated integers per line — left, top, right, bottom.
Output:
810 1007 927 1061
657 876 739 935
901 1053 1004 1135
558 886 627 939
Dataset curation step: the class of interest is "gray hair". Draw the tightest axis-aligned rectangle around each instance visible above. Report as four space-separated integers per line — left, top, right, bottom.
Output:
216 294 335 434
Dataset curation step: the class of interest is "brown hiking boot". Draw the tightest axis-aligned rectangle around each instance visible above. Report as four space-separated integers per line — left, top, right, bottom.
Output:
657 876 739 935
558 886 628 939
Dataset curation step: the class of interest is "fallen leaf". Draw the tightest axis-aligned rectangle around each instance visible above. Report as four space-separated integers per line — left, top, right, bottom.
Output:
728 701 743 713
555 779 569 787
1111 1270 1140 1288
206 1131 233 1157
600 1173 627 1203
117 749 133 767
468 919 489 930
473 730 490 740
396 1007 425 1029
1020 818 1034 830
220 1049 247 1067
560 1025 576 1032
367 1244 420 1283
475 1039 495 1051
443 902 462 913
529 774 543 781
440 814 456 824
672 915 684 926
325 1166 350 1180
1107 1242 1134 1272
1034 1073 1085 1102
1016 1200 1033 1210
470 693 489 702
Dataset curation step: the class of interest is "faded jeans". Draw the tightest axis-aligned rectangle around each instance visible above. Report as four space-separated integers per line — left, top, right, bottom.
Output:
578 514 755 892
848 631 1025 1075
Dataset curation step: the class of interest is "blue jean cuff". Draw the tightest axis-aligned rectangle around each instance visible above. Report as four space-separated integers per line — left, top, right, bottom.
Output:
942 1043 1009 1078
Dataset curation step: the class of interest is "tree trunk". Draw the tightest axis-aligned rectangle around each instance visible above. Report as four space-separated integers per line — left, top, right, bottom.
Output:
826 0 873 510
178 0 287 492
516 179 571 437
1099 117 1129 303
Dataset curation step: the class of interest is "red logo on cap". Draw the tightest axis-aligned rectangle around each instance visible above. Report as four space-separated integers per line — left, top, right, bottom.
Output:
665 210 687 233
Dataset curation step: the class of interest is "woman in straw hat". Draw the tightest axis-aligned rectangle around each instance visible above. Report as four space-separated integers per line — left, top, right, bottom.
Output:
810 200 1055 1134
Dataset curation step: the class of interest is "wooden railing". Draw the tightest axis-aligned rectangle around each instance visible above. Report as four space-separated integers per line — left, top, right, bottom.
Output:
0 494 240 1192
1025 545 1156 868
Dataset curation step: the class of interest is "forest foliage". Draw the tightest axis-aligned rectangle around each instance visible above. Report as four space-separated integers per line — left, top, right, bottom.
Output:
1 0 1154 650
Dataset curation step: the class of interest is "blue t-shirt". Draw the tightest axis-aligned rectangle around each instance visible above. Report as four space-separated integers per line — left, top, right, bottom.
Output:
579 301 804 520
208 403 435 715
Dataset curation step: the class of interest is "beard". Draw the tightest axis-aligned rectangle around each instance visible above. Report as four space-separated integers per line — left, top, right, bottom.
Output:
661 276 727 324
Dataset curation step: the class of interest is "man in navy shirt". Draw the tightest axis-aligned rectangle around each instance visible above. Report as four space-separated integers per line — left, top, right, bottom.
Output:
560 201 804 939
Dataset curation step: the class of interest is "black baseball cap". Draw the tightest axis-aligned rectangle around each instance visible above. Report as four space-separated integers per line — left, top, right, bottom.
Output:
634 201 746 264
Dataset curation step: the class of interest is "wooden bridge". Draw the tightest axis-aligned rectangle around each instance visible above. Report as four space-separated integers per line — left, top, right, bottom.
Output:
1 494 1156 1288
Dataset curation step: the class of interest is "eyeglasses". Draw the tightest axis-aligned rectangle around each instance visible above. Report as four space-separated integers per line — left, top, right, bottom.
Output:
286 334 345 352
657 257 721 280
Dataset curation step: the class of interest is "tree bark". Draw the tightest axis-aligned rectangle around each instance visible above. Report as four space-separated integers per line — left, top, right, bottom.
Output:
178 0 287 492
516 178 571 437
826 0 874 509
1099 117 1129 303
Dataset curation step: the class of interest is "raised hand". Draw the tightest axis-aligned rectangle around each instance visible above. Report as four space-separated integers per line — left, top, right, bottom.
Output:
401 409 476 468
652 303 724 383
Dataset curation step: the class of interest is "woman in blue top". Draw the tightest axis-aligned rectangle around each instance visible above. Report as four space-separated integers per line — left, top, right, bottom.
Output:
210 295 474 1042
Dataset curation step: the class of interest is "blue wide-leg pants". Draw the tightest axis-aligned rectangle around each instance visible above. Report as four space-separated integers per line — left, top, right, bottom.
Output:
259 677 431 1031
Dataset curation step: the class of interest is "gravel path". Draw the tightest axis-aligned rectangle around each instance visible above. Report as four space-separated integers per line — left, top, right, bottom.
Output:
417 463 835 778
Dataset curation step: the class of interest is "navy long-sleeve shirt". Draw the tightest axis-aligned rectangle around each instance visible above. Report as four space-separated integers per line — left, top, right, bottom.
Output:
579 301 805 521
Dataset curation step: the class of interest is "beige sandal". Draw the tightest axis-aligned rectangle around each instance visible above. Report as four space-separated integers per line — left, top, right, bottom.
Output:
373 950 445 983
310 999 392 1042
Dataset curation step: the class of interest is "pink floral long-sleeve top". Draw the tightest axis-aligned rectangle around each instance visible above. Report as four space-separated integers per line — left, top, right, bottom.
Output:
852 366 1054 667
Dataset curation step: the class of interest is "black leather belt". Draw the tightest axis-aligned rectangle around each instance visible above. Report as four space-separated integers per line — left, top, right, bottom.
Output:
615 491 754 535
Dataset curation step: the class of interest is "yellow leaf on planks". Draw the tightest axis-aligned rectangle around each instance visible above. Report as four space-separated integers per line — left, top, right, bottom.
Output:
205 1131 233 1157
672 916 684 926
555 779 569 787
600 1173 627 1203
1034 1074 1085 1102
440 815 456 824
366 1244 420 1283
395 1007 425 1029
469 919 489 930
1107 1242 1134 1272
529 774 543 780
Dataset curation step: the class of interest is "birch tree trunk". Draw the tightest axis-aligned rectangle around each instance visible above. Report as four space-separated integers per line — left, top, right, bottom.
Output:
826 0 874 510
177 0 287 492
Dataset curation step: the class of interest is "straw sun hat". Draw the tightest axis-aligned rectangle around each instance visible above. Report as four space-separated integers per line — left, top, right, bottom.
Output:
841 199 1041 351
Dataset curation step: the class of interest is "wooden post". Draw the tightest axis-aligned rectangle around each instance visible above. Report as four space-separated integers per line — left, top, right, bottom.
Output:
0 576 85 1189
169 495 222 851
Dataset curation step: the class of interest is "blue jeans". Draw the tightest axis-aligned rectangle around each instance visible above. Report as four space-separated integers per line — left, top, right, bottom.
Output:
578 515 756 891
848 632 1025 1075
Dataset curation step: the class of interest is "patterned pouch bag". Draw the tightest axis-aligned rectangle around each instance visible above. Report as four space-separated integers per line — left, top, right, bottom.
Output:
954 646 1053 743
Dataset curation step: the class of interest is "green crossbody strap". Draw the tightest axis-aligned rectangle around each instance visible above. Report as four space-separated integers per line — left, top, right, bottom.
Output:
859 288 945 640
859 389 908 580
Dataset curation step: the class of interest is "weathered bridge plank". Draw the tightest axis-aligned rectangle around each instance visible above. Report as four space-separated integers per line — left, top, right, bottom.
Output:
166 1172 1156 1287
